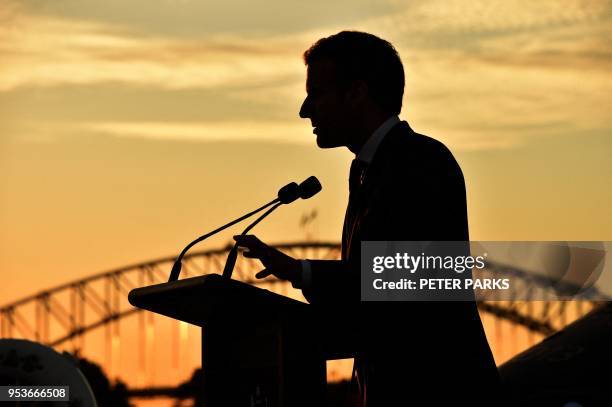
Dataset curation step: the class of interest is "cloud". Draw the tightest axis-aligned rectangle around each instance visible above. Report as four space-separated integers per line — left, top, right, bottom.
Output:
7 0 399 38
3 0 610 91
352 0 612 148
0 2 314 91
82 120 316 145
377 0 611 36
1 0 611 152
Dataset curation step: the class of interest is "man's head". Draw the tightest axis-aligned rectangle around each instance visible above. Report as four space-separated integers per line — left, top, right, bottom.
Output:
299 31 405 151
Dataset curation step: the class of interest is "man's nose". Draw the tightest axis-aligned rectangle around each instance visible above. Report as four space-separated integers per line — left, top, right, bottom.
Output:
299 97 310 119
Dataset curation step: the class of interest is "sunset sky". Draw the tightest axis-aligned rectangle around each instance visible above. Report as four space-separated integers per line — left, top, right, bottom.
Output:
1 0 611 307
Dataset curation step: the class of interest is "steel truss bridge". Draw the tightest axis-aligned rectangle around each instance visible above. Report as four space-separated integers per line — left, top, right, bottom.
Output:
0 242 608 397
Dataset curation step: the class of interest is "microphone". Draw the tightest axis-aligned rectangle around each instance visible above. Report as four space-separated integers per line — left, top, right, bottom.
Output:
298 176 322 199
168 181 307 282
278 182 300 204
221 176 322 279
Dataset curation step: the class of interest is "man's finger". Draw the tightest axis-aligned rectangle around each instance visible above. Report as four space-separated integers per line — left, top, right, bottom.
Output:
234 234 266 249
233 234 262 243
255 269 273 279
243 250 266 259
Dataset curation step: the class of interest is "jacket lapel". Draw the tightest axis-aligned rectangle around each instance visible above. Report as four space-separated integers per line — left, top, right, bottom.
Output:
342 121 412 260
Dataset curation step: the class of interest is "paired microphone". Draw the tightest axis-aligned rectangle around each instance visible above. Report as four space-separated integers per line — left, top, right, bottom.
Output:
168 176 322 282
277 176 322 203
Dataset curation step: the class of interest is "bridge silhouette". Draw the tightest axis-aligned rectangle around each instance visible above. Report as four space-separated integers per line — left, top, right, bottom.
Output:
1 241 608 401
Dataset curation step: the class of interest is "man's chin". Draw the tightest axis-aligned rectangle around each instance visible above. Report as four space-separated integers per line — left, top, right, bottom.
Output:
316 134 343 149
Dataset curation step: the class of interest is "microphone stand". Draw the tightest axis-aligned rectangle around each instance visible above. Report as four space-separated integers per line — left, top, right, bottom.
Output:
168 198 279 282
168 177 319 282
221 202 283 279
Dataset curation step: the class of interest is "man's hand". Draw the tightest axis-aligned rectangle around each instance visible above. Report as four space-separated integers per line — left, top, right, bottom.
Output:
233 235 302 285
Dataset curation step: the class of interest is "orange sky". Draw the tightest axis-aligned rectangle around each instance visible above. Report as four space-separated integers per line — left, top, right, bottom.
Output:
2 0 611 306
1 2 611 401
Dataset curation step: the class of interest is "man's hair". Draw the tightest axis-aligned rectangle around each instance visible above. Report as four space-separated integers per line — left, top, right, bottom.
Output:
303 31 405 115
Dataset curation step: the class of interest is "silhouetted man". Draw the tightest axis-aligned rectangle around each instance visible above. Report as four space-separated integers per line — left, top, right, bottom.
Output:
235 31 501 406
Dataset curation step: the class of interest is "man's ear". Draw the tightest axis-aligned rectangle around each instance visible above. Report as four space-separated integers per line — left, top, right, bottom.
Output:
346 80 369 106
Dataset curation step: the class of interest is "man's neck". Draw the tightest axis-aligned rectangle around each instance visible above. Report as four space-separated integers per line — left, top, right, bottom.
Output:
348 112 396 155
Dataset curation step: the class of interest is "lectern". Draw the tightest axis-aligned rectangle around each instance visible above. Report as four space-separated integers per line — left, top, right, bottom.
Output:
128 274 327 406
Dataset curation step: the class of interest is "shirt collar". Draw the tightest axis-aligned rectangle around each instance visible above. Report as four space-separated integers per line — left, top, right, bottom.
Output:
356 115 400 164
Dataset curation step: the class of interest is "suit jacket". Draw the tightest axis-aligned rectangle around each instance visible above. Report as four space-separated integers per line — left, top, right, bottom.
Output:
303 121 501 406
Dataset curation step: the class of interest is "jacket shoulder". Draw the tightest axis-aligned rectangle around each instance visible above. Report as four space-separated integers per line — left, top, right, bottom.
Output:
385 123 463 176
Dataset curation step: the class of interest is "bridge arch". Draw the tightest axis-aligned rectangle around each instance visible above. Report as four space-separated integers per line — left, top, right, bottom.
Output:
0 241 606 385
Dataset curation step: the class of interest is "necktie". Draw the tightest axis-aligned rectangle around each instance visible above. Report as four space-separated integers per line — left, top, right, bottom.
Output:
342 159 367 260
346 158 369 405
349 159 366 192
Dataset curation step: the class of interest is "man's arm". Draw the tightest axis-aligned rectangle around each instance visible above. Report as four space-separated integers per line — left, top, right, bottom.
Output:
232 235 356 304
300 259 356 304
